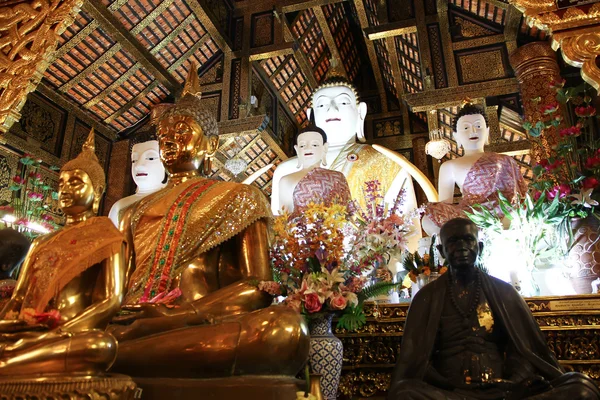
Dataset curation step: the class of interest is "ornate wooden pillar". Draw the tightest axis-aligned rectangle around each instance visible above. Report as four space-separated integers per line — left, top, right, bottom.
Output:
0 0 83 133
509 42 565 161
512 1 600 91
412 135 430 207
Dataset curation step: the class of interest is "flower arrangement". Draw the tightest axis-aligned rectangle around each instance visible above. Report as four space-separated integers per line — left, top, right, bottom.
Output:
524 80 599 218
402 235 447 284
265 180 416 331
5 154 61 237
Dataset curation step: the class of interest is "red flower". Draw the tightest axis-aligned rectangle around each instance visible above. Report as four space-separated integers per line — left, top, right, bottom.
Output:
559 126 581 137
583 177 600 190
575 105 597 118
548 184 571 200
585 156 600 169
541 103 559 114
540 159 564 172
28 172 42 180
12 176 24 185
304 293 322 313
549 78 566 89
533 191 542 201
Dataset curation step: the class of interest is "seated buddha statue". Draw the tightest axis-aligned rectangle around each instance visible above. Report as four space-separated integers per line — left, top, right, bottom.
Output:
0 129 128 377
279 121 351 214
109 65 309 383
272 61 423 251
422 103 527 236
388 218 600 400
108 137 166 228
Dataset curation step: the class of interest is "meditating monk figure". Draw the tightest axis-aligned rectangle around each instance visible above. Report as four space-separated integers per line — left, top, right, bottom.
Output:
272 61 422 250
108 137 166 228
279 122 351 214
388 218 600 400
422 103 527 236
109 64 308 383
0 129 127 376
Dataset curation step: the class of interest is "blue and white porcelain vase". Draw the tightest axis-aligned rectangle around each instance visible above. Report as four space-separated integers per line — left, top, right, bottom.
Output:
308 313 343 400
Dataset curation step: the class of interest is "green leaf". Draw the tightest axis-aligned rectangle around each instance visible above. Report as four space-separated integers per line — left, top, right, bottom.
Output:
337 305 367 332
358 281 401 303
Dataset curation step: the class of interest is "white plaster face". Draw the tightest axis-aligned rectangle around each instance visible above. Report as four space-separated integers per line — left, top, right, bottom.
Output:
131 140 165 192
295 131 328 168
454 113 489 152
311 86 365 146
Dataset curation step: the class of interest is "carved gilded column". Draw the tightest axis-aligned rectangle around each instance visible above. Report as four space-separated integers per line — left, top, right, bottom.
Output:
509 42 565 161
511 1 600 91
0 0 83 133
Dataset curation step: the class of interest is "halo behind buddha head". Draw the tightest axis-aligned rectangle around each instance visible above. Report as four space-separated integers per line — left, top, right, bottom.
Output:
150 62 218 138
61 128 106 194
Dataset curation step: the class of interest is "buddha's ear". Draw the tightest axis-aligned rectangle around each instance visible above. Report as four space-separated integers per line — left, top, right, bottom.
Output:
92 185 104 214
484 125 490 145
207 135 219 156
356 102 367 143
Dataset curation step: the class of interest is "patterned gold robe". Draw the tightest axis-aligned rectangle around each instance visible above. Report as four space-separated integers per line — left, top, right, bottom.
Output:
124 178 271 304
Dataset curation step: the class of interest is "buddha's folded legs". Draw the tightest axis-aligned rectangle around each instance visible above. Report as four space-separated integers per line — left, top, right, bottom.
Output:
0 330 117 376
388 379 477 400
112 307 309 378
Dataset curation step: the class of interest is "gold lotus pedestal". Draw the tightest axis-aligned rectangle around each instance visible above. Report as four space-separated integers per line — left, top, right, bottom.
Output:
335 295 600 399
0 374 138 400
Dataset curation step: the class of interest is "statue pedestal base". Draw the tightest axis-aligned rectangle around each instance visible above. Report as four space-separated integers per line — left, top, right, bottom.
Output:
133 376 304 400
0 373 137 399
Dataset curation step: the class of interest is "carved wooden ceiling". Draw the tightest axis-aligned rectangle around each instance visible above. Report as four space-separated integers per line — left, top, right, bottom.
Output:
5 0 569 202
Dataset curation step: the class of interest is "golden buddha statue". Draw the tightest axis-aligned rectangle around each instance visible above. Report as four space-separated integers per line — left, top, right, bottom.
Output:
0 130 135 398
109 64 308 392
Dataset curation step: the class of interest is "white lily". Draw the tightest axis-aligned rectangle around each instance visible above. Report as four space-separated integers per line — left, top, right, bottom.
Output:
570 188 599 208
319 267 345 286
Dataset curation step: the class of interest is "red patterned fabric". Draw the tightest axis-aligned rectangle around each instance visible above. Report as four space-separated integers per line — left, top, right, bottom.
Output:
292 167 352 211
426 152 528 227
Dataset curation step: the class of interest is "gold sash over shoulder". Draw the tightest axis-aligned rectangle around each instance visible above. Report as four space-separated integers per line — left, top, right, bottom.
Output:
125 178 271 304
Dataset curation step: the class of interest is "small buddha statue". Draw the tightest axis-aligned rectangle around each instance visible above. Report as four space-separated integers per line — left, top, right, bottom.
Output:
272 60 422 251
0 129 128 377
388 218 600 400
279 121 351 213
109 64 308 387
108 137 166 228
422 103 527 236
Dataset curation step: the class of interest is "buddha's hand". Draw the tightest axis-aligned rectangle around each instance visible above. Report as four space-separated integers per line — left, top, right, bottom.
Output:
112 303 173 324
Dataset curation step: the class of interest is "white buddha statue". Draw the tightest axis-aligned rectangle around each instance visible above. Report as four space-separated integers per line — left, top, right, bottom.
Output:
272 69 422 251
108 139 166 227
279 123 351 214
422 103 527 236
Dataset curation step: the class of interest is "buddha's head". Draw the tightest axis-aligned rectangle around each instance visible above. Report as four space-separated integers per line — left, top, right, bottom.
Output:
309 61 367 146
59 129 105 216
131 139 166 192
452 103 490 153
295 125 329 169
152 63 219 176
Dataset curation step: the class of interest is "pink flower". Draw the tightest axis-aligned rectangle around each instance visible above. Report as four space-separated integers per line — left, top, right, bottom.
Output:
304 293 322 313
582 177 600 190
548 184 571 200
533 191 542 201
330 293 347 310
12 176 24 185
28 172 42 180
285 297 302 313
541 103 559 114
258 281 282 296
27 192 43 201
559 126 581 137
575 105 596 117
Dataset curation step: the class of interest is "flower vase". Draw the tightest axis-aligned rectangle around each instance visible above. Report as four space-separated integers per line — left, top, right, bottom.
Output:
568 216 600 294
308 314 343 400
412 272 440 299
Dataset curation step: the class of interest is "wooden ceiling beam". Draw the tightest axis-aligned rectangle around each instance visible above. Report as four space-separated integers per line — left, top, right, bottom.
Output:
186 0 232 52
386 36 405 98
352 0 388 112
248 43 295 62
364 20 417 40
82 0 182 94
312 5 347 79
404 78 521 111
280 0 348 13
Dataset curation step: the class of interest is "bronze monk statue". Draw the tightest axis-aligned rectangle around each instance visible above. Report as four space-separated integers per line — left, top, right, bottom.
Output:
0 129 128 377
109 64 308 385
388 218 600 400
